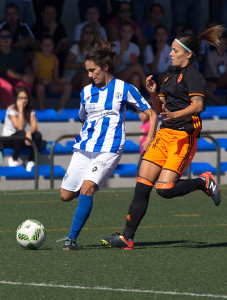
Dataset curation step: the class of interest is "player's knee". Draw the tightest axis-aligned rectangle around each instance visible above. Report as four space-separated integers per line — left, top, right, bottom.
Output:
60 188 76 202
156 182 175 199
156 188 174 199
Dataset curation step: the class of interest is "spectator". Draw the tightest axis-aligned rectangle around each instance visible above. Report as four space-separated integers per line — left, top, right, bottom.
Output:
31 2 69 74
64 24 97 91
143 25 172 87
105 1 146 51
78 0 111 25
130 0 154 25
73 5 107 43
0 3 36 52
32 35 72 111
113 21 147 92
32 0 65 23
1 86 42 171
0 28 34 108
171 0 201 37
5 0 35 27
204 33 227 105
141 3 164 44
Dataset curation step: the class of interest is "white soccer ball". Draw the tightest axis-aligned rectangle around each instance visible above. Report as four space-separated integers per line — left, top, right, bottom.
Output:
16 219 46 250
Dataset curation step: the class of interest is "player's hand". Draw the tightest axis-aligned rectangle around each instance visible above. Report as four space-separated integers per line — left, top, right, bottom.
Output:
159 104 175 121
146 75 157 94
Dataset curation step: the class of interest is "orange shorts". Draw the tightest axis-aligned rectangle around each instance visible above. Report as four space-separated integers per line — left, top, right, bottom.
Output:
143 128 198 176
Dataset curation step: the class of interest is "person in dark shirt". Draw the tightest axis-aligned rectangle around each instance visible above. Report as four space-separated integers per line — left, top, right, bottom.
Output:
32 2 69 74
0 28 34 108
0 3 35 51
101 25 224 250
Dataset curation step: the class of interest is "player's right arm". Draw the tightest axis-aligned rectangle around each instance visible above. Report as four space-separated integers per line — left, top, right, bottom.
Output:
146 75 166 114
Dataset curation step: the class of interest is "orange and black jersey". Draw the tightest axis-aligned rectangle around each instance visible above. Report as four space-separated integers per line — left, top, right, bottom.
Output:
158 63 206 138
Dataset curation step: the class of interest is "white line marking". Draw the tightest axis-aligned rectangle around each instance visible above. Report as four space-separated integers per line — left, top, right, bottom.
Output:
0 281 226 298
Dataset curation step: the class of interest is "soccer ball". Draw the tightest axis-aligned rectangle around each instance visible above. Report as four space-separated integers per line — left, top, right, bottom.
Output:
16 219 46 250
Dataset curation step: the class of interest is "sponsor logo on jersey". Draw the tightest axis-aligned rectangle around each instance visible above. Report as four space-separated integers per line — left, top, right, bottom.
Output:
164 76 169 82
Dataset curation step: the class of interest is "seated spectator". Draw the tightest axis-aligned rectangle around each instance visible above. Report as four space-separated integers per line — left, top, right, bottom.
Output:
143 25 172 87
64 24 97 91
0 28 34 108
204 32 227 106
73 5 107 43
113 21 147 92
141 3 164 44
0 3 36 52
1 86 42 171
32 0 65 23
32 2 69 74
105 1 146 51
5 0 35 27
32 35 72 111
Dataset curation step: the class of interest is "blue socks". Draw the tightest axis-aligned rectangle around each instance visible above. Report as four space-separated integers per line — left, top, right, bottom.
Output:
68 194 93 241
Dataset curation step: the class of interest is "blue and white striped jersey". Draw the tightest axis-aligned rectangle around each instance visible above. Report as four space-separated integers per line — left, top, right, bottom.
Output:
73 78 151 153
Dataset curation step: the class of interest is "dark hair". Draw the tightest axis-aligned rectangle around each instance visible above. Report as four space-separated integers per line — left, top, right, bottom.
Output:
176 25 226 61
85 40 116 75
149 3 164 15
13 86 33 122
86 5 100 14
150 25 168 54
5 3 19 13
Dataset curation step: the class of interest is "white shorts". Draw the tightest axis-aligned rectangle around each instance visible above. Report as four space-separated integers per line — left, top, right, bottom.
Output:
61 149 122 192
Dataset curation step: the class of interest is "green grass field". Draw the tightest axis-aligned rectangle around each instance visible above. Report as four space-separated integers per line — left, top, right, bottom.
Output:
0 186 226 300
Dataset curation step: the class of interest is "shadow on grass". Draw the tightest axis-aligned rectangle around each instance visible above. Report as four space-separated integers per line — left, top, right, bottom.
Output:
81 240 227 250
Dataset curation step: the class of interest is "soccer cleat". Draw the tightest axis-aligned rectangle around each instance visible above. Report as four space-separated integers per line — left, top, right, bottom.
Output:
101 231 134 250
200 172 221 206
62 238 78 251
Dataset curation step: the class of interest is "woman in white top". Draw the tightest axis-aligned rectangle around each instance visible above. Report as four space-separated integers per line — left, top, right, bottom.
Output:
113 21 147 92
63 24 98 91
143 25 172 86
1 86 42 171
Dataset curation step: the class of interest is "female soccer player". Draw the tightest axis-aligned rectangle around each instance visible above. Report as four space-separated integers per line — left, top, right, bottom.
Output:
101 25 224 250
59 40 158 250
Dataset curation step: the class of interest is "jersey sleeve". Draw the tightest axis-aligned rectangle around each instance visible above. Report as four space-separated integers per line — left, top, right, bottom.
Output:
126 84 151 112
78 89 86 122
184 66 206 98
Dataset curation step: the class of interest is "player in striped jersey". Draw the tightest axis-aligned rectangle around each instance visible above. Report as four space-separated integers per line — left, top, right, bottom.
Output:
101 26 223 250
59 40 158 250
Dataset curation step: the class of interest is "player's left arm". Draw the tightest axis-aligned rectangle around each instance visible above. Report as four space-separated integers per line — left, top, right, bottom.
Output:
160 95 204 121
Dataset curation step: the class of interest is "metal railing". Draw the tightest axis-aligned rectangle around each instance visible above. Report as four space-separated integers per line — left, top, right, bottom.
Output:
49 131 226 189
0 135 39 189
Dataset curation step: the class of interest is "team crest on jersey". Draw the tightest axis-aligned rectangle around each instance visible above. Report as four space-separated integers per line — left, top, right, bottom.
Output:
178 73 183 83
164 76 169 82
115 92 123 99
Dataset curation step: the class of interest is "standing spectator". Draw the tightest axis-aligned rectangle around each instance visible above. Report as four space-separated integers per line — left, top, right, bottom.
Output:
113 21 147 92
5 0 35 27
73 5 107 43
143 25 172 87
0 28 34 108
32 35 72 111
0 3 36 52
31 2 69 74
141 4 164 44
64 24 97 91
171 0 201 37
1 86 42 171
105 1 146 51
204 33 227 105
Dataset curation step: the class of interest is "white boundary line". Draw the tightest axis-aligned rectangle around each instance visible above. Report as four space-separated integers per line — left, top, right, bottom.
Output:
0 281 226 299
